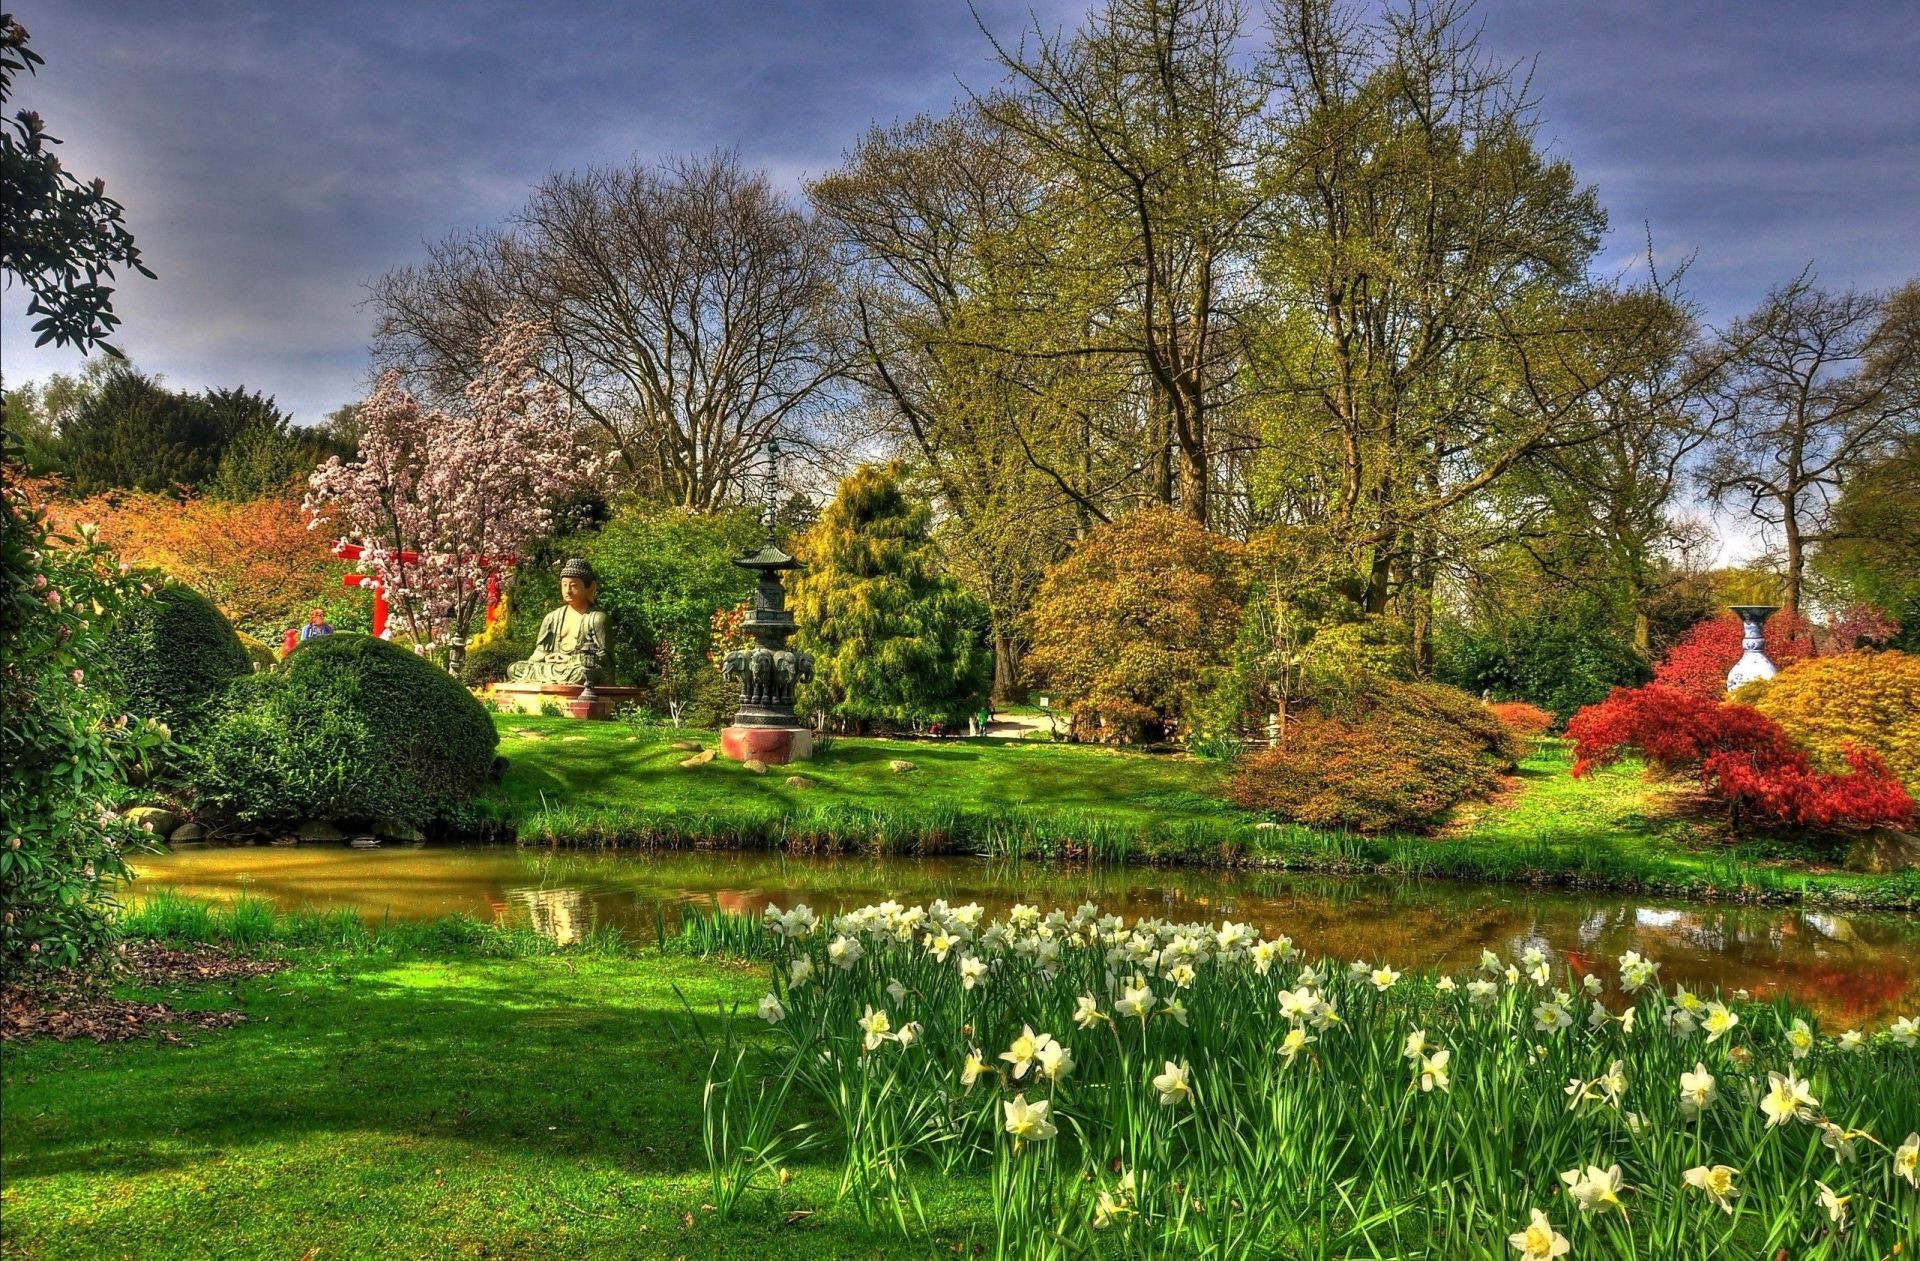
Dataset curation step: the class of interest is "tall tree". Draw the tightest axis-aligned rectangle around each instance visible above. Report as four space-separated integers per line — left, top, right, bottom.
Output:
0 13 152 355
981 0 1267 525
1702 279 1920 611
1812 432 1920 648
369 152 844 509
57 366 224 494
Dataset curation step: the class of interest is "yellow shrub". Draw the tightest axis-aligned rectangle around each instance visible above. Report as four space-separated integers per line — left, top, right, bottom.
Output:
1750 650 1920 789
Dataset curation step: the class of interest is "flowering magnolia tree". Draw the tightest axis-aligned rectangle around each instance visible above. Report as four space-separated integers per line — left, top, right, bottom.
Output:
306 320 596 675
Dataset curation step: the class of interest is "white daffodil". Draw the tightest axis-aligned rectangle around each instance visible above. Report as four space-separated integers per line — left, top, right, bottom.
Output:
1467 979 1499 1007
1532 1001 1572 1033
958 954 989 990
1278 1025 1315 1064
1479 949 1502 974
1418 1049 1451 1094
961 1047 988 1090
757 993 785 1024
1523 946 1547 970
922 929 957 962
857 1005 892 1051
1682 1164 1739 1215
1166 962 1197 989
788 956 814 988
1002 1093 1056 1145
1759 1070 1818 1127
1785 1016 1814 1060
1437 975 1457 993
1895 1132 1919 1188
1278 986 1318 1022
1035 1038 1074 1083
1701 1002 1739 1044
1559 1163 1627 1216
1163 995 1190 1027
1403 1028 1431 1062
1618 950 1659 993
1815 1180 1849 1227
1666 1006 1699 1038
1597 1059 1628 1108
1000 1024 1046 1080
1073 994 1105 1030
886 977 908 1006
1092 1173 1137 1230
1348 958 1373 981
1673 985 1704 1013
1837 1029 1865 1053
1507 1208 1569 1261
1891 1015 1918 1048
1528 961 1552 988
1679 1063 1717 1119
1116 979 1158 1023
1817 1121 1864 1164
1582 973 1604 996
1152 1059 1192 1108
827 934 864 969
1370 964 1401 992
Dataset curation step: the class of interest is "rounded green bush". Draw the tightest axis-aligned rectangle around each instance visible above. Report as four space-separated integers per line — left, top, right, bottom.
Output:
106 583 251 728
192 634 499 829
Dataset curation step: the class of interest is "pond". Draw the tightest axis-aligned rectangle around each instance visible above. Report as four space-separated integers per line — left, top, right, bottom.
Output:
132 846 1920 1028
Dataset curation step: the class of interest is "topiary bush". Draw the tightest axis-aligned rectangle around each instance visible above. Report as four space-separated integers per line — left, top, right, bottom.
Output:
1227 678 1517 833
189 633 499 830
1747 650 1920 789
458 637 527 688
106 582 251 729
234 630 279 673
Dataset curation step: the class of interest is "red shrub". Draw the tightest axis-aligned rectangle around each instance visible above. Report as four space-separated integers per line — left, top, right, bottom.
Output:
1566 684 1914 830
1652 612 1816 700
1487 701 1555 737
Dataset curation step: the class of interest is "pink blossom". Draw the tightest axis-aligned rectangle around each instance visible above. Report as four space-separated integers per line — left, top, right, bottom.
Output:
305 318 600 654
71 669 84 685
44 589 60 608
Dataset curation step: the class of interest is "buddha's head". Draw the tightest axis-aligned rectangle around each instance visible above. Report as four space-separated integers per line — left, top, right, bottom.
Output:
558 559 598 612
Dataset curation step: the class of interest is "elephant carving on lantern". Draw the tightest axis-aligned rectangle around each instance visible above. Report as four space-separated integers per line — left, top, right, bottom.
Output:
722 646 815 707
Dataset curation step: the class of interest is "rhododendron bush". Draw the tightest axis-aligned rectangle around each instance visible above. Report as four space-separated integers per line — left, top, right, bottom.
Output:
1566 685 1913 829
1748 651 1920 789
305 320 597 667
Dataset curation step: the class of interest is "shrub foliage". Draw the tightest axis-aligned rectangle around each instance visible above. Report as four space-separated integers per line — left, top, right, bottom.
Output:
105 581 251 729
1566 684 1913 829
1748 650 1920 789
1228 679 1519 833
191 634 499 829
1027 506 1245 743
1651 611 1815 700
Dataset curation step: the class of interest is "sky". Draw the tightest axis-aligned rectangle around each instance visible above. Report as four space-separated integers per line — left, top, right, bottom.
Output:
3 0 1917 556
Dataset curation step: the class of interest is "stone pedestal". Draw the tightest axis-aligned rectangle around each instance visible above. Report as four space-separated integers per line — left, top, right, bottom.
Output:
488 681 642 720
721 725 813 764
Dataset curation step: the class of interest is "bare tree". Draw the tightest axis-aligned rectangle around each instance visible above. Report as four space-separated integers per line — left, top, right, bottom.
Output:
369 152 846 509
1702 279 1920 611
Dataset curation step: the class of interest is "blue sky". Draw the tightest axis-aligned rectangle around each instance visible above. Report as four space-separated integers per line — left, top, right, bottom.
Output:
4 0 1916 445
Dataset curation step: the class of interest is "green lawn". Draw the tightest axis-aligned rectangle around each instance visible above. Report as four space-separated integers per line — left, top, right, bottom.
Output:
489 718 1917 909
1 941 948 1260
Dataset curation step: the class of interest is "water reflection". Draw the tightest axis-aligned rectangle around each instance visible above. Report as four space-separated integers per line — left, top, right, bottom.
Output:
134 846 1919 1028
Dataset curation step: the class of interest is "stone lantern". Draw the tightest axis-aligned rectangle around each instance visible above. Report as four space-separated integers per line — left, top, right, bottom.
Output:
719 442 815 764
1726 605 1779 692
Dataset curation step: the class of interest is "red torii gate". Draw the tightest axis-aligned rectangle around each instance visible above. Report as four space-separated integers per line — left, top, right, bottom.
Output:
326 542 512 642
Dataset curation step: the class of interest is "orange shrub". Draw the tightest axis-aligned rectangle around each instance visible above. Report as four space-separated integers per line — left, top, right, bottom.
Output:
1487 700 1555 742
1749 650 1920 789
1229 679 1516 833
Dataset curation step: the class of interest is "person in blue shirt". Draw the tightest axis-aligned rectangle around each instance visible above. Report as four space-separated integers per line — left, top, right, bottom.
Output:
299 608 334 642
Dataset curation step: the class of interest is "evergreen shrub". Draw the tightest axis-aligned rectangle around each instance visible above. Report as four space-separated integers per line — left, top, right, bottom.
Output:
106 582 251 729
191 634 499 829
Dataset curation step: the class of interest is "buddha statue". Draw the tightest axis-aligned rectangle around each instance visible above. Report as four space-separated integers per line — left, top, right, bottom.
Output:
506 558 610 686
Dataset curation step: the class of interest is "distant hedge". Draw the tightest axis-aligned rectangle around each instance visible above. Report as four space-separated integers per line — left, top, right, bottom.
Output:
106 583 250 729
191 634 498 829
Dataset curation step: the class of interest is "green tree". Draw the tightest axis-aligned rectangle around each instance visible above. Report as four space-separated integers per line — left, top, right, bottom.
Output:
1 13 152 354
56 366 223 494
1814 432 1920 650
1025 505 1245 742
202 386 329 500
791 463 991 731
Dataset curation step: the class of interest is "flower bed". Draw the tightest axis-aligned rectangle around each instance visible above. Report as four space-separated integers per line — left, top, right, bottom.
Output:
707 900 1920 1257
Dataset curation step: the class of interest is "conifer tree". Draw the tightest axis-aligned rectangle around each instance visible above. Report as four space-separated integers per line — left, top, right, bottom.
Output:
791 463 990 731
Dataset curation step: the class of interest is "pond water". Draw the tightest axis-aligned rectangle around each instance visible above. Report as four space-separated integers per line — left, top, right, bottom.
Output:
132 846 1920 1028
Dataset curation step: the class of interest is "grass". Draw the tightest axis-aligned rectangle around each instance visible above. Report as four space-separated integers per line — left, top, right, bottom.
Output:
487 717 1918 910
0 913 964 1260
5 904 1913 1259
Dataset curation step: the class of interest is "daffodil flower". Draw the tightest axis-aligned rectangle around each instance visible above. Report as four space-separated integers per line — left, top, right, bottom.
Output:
1507 1208 1569 1260
1785 1016 1814 1060
1278 1025 1315 1064
857 1005 892 1051
1002 1093 1056 1145
1759 1070 1818 1127
1000 1025 1043 1079
1679 1063 1716 1119
961 1047 988 1090
1559 1163 1628 1216
1701 1002 1739 1043
1682 1164 1739 1214
1417 1048 1450 1093
757 993 785 1023
1115 979 1157 1024
1370 965 1401 992
1815 1180 1849 1226
1895 1132 1918 1188
1277 986 1317 1022
1152 1059 1192 1108
1403 1028 1430 1062
1891 1015 1917 1048
788 956 813 988
1036 1038 1074 1083
1072 994 1105 1029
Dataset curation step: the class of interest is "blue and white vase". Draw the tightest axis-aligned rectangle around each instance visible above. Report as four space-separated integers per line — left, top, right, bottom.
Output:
1725 605 1779 692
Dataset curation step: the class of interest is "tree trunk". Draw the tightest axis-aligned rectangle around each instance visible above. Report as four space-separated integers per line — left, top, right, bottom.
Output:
992 627 1021 702
1781 496 1803 614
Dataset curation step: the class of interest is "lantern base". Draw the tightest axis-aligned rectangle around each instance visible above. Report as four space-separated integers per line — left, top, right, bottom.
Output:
721 725 813 764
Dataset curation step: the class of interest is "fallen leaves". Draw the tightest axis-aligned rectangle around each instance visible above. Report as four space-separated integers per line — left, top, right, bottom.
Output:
1 942 288 1044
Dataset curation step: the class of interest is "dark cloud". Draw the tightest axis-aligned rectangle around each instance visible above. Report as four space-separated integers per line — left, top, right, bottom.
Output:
4 0 1915 458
